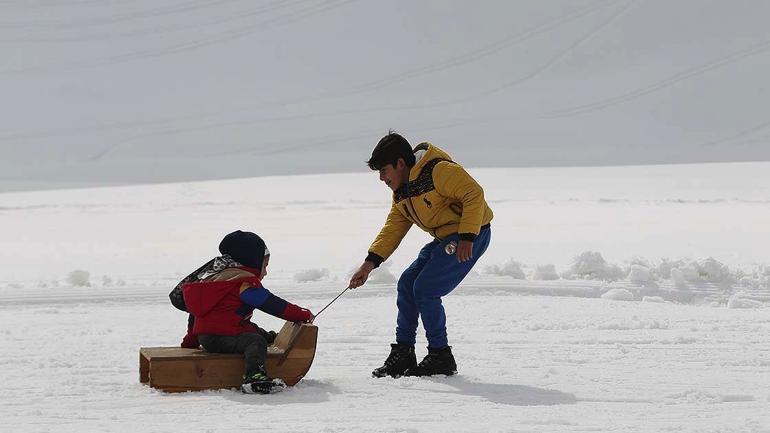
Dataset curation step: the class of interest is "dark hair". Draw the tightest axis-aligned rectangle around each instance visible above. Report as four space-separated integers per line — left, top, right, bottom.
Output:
366 131 415 170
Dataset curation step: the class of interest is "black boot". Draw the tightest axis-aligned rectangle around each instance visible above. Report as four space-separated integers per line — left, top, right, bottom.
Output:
404 346 457 377
241 369 286 394
372 343 417 378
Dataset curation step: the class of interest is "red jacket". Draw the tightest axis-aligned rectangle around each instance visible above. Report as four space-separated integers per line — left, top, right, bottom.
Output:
182 270 262 336
182 267 312 336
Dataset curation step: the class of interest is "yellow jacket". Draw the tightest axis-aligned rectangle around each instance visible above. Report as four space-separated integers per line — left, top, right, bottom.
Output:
367 143 493 264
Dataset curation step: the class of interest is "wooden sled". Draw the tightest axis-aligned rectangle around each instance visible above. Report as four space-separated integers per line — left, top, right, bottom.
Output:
139 321 317 392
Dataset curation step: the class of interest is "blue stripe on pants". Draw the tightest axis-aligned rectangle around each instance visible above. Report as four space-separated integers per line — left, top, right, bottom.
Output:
395 226 491 348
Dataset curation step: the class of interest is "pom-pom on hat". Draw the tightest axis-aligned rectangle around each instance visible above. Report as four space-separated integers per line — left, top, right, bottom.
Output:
218 230 270 270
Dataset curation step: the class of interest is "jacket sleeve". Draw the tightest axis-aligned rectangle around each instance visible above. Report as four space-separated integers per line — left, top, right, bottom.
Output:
366 202 413 266
433 162 487 240
240 283 313 322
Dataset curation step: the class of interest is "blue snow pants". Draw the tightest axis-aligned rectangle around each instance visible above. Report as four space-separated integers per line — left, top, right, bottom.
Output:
395 225 491 349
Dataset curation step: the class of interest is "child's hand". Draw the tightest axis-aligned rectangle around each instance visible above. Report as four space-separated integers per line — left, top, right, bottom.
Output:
298 309 314 323
282 303 314 323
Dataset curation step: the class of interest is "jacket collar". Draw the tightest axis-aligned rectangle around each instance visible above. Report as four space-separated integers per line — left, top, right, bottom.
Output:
408 142 453 181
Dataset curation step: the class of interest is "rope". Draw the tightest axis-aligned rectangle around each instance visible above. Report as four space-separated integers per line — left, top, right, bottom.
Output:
311 286 350 322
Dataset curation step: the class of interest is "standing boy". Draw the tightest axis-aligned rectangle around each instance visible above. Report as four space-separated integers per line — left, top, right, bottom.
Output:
349 132 493 378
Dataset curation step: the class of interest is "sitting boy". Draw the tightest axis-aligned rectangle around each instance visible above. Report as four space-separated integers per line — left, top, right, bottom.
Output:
179 230 314 394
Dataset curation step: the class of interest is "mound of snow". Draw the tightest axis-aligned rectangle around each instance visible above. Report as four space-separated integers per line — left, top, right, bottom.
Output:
367 265 397 284
533 264 559 280
673 258 736 285
738 265 770 289
727 294 765 309
657 258 684 279
670 268 687 287
642 296 666 303
562 251 625 281
600 288 635 301
293 268 329 283
695 258 735 284
628 264 653 283
66 270 91 287
486 259 525 279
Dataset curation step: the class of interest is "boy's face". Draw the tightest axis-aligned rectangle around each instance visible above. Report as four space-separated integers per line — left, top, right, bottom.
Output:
259 256 269 280
378 158 409 192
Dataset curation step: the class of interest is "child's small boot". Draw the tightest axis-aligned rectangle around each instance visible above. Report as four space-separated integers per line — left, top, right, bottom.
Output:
372 343 417 378
241 368 286 394
404 346 457 377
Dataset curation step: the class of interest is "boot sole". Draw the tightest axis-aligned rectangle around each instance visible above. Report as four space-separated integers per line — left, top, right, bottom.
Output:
404 369 458 377
241 379 286 394
372 371 406 378
371 364 417 378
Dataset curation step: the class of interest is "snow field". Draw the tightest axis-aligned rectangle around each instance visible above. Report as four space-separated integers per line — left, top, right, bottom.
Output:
1 284 769 432
1 162 769 294
1 162 769 431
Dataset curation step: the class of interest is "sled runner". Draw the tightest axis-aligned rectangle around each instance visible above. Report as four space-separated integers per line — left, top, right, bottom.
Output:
139 321 317 392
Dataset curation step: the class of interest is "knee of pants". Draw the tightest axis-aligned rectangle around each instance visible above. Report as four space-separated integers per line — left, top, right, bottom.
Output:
397 272 417 295
414 293 439 306
412 279 439 307
397 295 417 314
242 333 267 349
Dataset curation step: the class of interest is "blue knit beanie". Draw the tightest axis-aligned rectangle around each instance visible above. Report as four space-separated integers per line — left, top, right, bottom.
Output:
218 230 269 269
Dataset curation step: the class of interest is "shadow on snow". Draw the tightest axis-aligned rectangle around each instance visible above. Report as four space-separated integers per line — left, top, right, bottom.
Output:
423 376 577 406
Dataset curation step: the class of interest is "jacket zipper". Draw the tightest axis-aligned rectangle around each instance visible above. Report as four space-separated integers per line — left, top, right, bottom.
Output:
406 197 424 227
406 196 438 238
404 182 424 226
404 171 439 239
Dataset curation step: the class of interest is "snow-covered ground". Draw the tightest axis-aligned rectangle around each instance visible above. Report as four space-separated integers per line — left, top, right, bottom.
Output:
3 282 770 433
1 162 769 432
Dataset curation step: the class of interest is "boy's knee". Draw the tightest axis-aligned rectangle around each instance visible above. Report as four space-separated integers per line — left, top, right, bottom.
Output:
412 280 438 305
397 273 416 293
397 295 415 311
414 294 436 308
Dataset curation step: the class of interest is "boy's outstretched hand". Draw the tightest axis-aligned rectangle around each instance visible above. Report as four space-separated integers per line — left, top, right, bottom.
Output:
349 261 375 289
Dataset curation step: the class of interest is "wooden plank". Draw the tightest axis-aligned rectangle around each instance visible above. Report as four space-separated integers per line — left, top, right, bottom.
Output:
150 358 244 391
272 321 302 350
140 322 318 392
140 345 287 360
140 351 149 383
265 325 318 385
139 347 262 361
